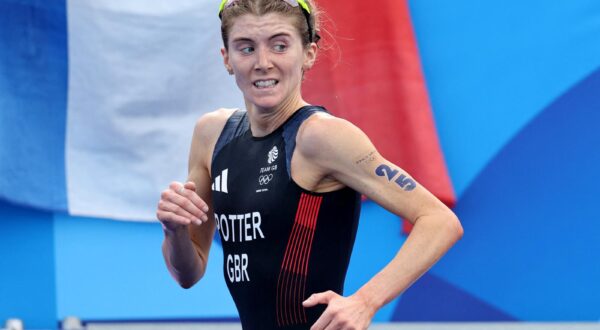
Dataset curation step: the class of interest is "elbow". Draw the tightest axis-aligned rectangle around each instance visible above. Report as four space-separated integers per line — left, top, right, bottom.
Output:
169 267 204 289
179 280 197 290
414 210 463 242
446 212 464 242
177 273 202 289
178 266 206 289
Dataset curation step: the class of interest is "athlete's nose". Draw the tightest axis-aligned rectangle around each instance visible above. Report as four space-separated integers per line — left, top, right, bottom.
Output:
254 46 273 71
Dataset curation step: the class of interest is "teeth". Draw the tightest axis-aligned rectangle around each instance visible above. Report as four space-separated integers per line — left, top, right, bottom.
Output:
254 80 277 88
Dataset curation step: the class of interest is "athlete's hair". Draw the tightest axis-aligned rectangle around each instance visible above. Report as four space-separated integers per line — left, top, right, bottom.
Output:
220 0 321 50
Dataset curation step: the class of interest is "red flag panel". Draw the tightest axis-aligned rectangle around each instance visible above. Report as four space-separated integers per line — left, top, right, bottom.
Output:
304 0 456 208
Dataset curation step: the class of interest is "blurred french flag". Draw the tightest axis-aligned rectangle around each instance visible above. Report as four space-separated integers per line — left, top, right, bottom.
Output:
0 0 454 222
1 0 242 221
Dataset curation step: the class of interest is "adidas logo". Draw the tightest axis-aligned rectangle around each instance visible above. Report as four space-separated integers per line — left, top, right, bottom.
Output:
268 146 278 164
212 168 228 193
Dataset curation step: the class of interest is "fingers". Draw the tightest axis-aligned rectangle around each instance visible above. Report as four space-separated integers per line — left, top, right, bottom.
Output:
158 199 201 226
156 209 193 228
310 308 334 330
310 293 373 330
303 290 337 307
170 182 209 215
305 291 339 330
157 182 209 228
184 181 196 192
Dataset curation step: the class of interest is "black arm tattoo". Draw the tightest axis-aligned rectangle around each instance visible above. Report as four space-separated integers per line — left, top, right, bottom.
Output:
355 150 376 165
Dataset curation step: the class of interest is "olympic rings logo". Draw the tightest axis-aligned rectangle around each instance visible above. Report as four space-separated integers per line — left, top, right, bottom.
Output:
258 174 273 185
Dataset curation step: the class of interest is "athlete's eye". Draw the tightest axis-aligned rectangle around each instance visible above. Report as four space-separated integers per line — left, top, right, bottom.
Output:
273 44 287 52
240 46 254 54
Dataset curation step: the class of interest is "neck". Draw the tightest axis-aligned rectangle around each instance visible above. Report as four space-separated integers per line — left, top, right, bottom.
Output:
245 93 309 138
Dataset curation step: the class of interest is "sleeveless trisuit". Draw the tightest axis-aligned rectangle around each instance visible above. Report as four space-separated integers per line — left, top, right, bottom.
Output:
211 106 361 329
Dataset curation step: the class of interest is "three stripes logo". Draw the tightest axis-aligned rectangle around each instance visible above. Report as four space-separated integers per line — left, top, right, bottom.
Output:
211 168 228 193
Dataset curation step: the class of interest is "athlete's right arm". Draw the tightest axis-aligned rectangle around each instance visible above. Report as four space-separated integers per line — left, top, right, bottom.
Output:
157 109 233 288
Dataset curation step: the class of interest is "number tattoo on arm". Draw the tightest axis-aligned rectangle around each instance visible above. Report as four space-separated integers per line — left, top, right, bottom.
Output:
375 164 417 191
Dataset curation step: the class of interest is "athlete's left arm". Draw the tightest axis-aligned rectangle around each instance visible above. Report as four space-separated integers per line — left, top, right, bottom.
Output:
299 115 464 330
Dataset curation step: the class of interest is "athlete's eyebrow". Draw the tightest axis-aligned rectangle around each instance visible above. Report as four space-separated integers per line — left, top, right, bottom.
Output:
231 37 254 44
231 32 292 44
269 32 292 40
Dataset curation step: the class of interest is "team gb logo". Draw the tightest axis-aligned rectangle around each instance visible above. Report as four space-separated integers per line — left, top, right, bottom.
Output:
268 146 278 164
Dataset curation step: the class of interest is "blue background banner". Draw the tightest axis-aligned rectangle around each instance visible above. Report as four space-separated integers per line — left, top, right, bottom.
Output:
0 0 68 211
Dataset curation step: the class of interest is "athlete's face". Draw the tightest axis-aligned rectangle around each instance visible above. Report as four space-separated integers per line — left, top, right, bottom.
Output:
222 13 317 111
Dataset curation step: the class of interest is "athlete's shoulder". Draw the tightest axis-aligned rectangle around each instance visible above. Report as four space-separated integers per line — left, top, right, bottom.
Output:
296 112 369 159
190 108 239 170
193 108 239 142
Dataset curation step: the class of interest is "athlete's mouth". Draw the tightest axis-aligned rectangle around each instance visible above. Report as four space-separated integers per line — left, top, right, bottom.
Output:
253 79 279 89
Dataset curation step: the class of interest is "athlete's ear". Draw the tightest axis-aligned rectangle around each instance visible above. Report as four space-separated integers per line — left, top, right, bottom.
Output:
221 47 233 75
303 42 318 71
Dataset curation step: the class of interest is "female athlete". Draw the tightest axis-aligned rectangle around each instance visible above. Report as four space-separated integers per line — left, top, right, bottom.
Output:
157 0 463 329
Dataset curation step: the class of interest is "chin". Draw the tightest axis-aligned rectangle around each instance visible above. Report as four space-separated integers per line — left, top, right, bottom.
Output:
248 97 284 110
